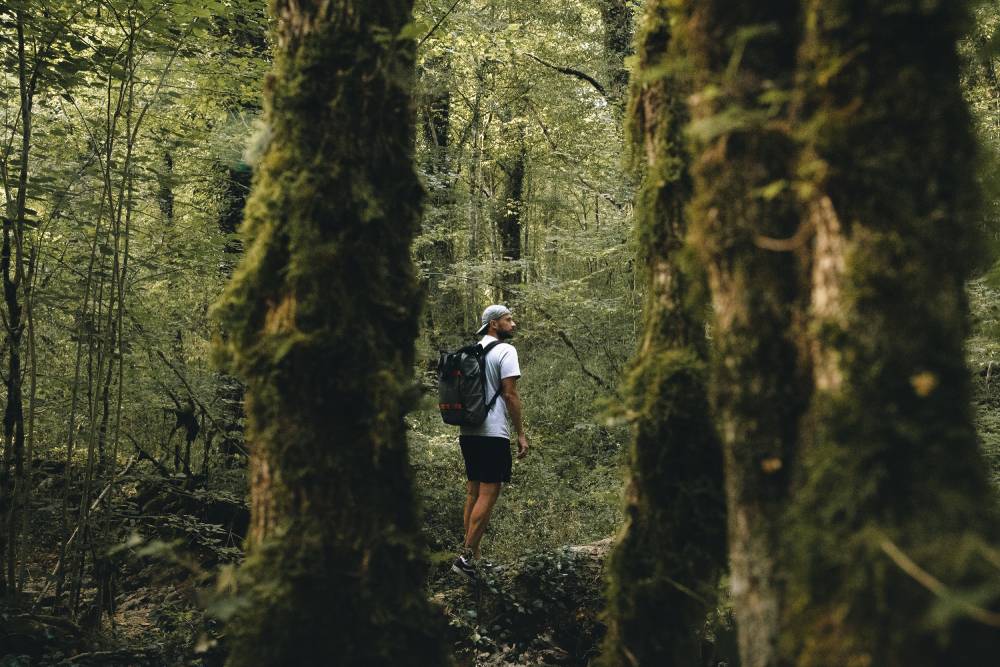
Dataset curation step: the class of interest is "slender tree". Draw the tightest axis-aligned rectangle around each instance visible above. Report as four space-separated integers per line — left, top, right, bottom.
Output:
679 2 806 665
492 76 530 304
213 1 449 664
495 126 526 301
600 2 726 664
417 56 466 345
596 0 634 106
784 1 1000 664
214 161 251 467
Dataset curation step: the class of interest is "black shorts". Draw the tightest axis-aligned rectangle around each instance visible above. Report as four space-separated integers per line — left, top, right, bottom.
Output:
459 436 512 483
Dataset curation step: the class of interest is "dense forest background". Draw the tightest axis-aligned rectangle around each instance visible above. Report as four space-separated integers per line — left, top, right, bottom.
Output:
1 0 999 665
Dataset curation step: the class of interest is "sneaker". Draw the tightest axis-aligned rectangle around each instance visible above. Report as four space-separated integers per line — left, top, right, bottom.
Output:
451 555 477 580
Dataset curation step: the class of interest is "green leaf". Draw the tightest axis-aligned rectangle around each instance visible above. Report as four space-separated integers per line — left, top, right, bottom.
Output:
397 20 430 41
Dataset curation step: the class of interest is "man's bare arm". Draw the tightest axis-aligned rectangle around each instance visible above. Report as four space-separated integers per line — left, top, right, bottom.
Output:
501 376 529 459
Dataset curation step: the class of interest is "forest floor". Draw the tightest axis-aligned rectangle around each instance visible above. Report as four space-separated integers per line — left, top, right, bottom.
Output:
4 280 1000 666
2 467 617 666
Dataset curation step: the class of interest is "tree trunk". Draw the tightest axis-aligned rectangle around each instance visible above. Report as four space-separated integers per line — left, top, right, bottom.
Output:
680 2 806 666
158 150 174 224
216 162 250 466
418 58 465 345
784 1 1000 664
213 1 448 664
496 134 526 303
596 0 634 107
2 7 33 598
599 2 726 664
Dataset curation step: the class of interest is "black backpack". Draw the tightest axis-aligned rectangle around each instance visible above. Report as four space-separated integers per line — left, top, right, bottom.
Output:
437 340 502 426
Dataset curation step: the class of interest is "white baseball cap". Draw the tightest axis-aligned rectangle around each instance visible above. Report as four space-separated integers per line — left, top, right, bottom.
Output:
476 304 512 335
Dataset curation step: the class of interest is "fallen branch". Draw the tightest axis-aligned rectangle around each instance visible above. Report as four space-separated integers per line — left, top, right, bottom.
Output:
123 431 170 477
63 647 162 666
556 330 611 390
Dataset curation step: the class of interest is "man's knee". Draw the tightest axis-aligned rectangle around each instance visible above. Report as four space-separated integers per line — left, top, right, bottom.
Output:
479 482 502 499
466 481 480 499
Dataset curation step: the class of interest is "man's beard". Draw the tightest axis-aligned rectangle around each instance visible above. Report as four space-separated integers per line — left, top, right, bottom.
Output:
497 329 514 340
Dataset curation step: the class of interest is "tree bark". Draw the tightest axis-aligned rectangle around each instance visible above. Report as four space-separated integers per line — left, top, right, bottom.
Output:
599 2 726 664
496 133 526 302
784 1 1000 664
215 162 250 466
596 0 634 107
417 57 465 344
680 2 806 665
2 6 33 598
213 1 449 664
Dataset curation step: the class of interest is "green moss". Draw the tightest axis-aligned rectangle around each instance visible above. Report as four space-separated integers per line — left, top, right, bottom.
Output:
783 1 1000 664
599 4 727 664
600 349 726 666
677 1 806 664
211 3 449 665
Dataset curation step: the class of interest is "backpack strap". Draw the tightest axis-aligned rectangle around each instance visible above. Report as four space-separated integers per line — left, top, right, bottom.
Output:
485 387 503 413
480 340 502 355
480 340 504 414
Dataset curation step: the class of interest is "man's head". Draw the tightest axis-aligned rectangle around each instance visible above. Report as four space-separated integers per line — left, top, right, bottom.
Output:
477 304 516 340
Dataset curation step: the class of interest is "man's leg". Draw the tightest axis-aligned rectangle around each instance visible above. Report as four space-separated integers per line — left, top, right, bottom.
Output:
463 481 480 538
464 482 502 559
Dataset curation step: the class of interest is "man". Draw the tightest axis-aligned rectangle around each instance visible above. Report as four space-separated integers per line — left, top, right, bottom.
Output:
452 304 529 578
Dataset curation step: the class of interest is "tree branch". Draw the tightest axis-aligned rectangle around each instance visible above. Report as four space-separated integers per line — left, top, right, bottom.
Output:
123 431 170 477
535 305 612 390
522 52 607 98
880 536 1000 628
418 0 464 48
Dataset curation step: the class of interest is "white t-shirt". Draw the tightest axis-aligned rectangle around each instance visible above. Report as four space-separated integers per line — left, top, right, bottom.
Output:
460 335 521 439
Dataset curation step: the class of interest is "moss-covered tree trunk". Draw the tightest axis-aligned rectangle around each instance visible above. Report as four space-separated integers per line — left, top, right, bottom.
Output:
783 1 1000 664
680 2 806 665
599 3 726 664
212 1 449 664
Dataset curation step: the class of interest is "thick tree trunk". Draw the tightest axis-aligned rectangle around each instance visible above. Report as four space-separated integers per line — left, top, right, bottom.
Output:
784 2 1000 664
213 1 448 665
680 3 805 666
596 0 634 106
599 2 726 664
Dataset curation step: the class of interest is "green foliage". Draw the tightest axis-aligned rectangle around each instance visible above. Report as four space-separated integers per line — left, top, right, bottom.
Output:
6 0 1000 664
433 543 609 663
0 0 266 477
408 5 637 639
966 279 1000 485
408 409 623 562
